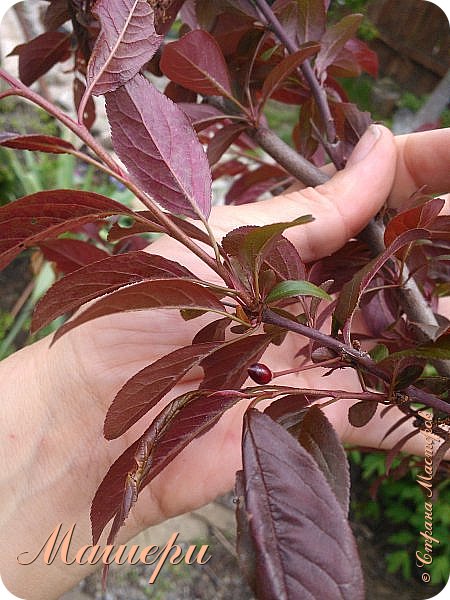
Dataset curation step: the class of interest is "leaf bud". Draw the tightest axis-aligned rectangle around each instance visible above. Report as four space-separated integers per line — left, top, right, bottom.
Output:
248 363 273 384
311 347 336 363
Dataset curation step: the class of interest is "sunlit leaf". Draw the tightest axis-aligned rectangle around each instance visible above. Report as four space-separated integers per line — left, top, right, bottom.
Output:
87 0 162 94
160 30 232 97
106 74 212 219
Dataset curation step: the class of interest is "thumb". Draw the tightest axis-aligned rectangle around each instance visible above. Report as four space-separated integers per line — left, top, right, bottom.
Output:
210 124 396 263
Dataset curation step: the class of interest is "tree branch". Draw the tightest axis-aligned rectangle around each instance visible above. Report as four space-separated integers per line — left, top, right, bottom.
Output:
254 127 328 187
246 1 450 379
253 0 338 147
262 307 450 416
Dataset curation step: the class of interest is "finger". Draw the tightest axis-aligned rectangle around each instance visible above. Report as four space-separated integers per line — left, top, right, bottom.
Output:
325 399 449 459
209 124 397 262
389 128 450 208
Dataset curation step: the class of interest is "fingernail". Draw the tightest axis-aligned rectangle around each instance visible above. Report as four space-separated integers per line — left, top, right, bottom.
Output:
347 124 382 166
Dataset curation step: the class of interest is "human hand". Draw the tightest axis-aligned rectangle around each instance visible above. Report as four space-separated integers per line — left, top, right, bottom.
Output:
1 126 449 599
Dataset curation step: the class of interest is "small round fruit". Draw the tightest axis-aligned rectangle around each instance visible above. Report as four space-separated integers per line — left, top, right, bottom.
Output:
248 363 272 384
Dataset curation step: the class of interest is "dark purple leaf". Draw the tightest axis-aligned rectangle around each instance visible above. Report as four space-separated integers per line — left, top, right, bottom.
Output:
209 13 254 56
235 470 258 591
207 123 248 165
384 198 445 249
344 38 378 78
104 342 224 439
380 414 414 443
296 0 326 43
0 132 75 154
333 102 372 147
433 438 450 476
43 0 71 30
32 251 195 333
315 14 363 79
160 30 232 97
138 389 245 487
429 215 450 241
260 43 320 106
0 190 133 272
164 80 197 103
388 334 450 361
38 238 109 275
91 389 244 544
394 362 425 390
222 216 313 275
91 438 140 544
241 216 314 273
192 316 231 344
265 237 306 282
273 0 326 47
348 400 378 428
360 283 397 337
154 0 188 35
87 0 162 95
264 394 311 435
298 405 350 515
105 74 211 219
52 279 225 342
293 98 320 160
333 228 432 333
385 430 419 474
107 211 213 247
308 240 371 294
178 102 225 127
225 164 287 205
74 77 96 129
10 32 72 86
200 334 273 390
241 409 364 600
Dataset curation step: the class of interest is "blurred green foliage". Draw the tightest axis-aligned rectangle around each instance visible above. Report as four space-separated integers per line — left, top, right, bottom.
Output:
350 450 450 585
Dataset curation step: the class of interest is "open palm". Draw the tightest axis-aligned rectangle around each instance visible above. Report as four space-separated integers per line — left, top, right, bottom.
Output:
2 126 449 600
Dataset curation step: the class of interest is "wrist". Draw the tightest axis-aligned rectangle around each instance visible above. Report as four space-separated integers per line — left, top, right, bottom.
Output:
0 336 99 598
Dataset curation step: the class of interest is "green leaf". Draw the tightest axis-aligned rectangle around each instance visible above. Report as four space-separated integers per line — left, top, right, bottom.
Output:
386 550 411 578
369 343 389 362
430 555 450 584
265 280 332 304
387 531 415 545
